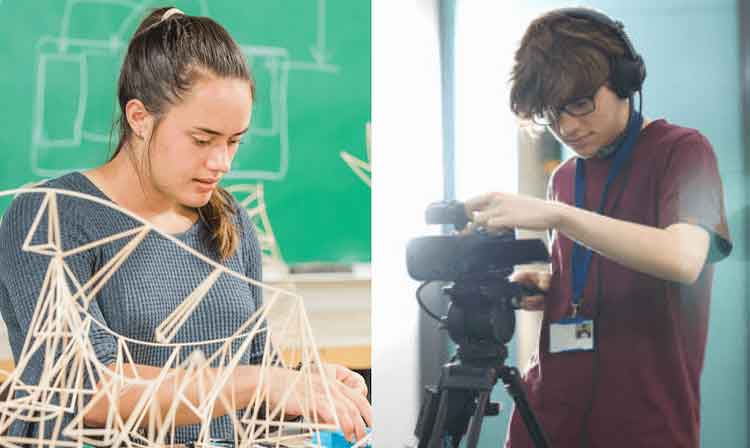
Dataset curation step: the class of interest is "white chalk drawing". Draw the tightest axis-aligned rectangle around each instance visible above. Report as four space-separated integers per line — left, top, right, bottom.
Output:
31 0 338 181
0 187 369 447
340 123 371 188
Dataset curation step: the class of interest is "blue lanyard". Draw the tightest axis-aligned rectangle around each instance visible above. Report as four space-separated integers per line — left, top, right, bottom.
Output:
570 108 643 315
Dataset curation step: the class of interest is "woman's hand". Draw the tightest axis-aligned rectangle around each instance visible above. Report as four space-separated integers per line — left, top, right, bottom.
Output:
509 270 550 311
320 362 368 398
465 192 561 232
260 365 371 443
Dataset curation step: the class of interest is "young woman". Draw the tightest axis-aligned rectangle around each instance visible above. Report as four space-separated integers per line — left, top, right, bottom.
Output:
0 6 371 445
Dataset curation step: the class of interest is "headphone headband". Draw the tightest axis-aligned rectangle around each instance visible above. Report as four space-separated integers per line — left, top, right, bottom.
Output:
551 7 646 97
555 7 640 62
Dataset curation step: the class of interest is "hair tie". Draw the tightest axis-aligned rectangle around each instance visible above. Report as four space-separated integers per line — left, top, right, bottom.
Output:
161 7 184 21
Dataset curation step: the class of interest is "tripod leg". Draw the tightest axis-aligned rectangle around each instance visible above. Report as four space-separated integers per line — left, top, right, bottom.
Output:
499 367 550 448
427 389 452 447
416 363 500 448
464 389 490 448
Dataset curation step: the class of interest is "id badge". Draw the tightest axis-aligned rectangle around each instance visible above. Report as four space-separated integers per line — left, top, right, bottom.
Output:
549 316 595 353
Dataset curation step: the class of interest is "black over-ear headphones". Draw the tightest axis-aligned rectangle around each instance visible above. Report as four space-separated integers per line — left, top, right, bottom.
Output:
554 7 647 98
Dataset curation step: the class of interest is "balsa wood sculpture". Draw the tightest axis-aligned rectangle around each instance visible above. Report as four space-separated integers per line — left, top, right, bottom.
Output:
225 184 286 273
0 188 353 447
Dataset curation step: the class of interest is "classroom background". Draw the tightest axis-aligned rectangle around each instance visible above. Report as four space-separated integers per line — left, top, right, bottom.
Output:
0 0 372 404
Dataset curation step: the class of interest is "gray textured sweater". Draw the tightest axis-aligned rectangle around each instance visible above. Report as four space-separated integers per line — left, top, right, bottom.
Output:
0 172 265 444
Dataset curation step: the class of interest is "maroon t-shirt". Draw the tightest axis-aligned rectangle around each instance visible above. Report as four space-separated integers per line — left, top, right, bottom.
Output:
506 119 732 448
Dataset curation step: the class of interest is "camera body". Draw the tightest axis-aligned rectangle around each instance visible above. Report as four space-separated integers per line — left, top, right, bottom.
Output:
407 232 548 282
407 199 548 283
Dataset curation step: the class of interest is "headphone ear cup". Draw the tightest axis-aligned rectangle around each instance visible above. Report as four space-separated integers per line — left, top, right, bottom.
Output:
634 55 647 91
609 57 629 98
610 56 645 98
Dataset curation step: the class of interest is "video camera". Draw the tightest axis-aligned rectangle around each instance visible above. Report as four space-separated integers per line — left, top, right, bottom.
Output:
406 200 549 346
408 205 547 282
407 200 548 281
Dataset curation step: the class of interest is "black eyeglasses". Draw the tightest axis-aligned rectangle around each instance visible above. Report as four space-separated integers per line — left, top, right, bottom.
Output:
531 89 601 126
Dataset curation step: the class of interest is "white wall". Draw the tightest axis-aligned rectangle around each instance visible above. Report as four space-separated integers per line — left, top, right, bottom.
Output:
454 3 530 201
372 0 445 445
454 3 542 373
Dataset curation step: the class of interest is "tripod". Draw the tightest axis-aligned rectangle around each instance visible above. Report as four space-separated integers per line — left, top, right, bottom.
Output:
413 281 550 448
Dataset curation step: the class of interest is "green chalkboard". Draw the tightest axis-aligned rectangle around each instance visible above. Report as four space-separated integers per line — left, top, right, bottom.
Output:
0 0 371 264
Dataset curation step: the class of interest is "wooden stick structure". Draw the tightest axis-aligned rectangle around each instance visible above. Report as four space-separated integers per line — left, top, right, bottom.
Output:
339 123 371 188
0 187 361 447
225 184 287 274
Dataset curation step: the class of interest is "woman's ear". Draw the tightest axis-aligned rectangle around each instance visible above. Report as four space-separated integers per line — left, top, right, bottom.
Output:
124 99 154 140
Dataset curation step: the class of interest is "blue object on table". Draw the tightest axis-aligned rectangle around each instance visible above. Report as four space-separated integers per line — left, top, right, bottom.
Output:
185 440 234 447
312 429 371 447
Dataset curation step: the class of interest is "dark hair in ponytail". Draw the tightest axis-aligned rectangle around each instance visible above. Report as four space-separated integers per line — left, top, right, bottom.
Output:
112 6 254 260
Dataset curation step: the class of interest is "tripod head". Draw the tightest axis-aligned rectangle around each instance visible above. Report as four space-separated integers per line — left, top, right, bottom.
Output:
443 276 526 362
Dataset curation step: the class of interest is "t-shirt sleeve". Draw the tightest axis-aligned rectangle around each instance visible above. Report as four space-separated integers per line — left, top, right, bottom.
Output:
658 131 732 263
0 192 118 389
